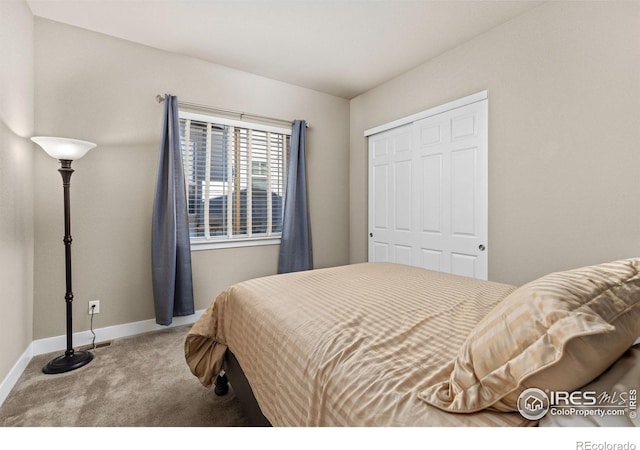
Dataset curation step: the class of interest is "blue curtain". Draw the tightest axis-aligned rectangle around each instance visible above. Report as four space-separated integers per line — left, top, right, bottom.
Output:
151 94 194 325
278 120 313 274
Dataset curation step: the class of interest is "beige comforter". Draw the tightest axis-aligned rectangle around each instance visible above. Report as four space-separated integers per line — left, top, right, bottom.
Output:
185 262 532 426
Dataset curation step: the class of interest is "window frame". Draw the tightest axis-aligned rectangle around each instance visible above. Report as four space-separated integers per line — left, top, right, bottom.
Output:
179 111 291 251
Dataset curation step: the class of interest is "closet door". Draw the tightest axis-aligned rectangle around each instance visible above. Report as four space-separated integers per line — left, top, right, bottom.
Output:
368 97 488 280
367 124 414 266
413 100 487 279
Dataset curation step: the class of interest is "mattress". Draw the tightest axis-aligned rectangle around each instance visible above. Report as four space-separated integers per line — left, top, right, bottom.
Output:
185 262 533 426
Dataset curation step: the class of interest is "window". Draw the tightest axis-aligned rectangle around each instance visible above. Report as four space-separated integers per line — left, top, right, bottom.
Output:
179 112 290 249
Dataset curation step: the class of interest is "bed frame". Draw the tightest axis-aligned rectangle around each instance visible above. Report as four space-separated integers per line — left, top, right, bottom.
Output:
215 350 271 427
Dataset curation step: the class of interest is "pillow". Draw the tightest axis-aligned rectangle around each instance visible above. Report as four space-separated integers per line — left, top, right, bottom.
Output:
418 258 640 413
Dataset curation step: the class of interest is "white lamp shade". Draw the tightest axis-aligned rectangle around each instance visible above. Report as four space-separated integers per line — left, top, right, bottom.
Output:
31 136 97 161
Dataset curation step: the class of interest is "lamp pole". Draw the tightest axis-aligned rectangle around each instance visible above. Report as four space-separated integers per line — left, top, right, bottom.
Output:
61 160 74 358
42 158 94 374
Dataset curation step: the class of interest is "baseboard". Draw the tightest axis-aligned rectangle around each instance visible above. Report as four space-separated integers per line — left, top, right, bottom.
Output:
31 309 204 356
0 310 204 409
0 343 33 409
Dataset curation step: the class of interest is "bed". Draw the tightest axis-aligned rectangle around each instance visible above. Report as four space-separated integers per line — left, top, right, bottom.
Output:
184 258 640 427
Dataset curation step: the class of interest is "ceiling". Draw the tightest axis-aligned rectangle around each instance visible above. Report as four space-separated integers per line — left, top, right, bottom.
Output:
26 0 544 99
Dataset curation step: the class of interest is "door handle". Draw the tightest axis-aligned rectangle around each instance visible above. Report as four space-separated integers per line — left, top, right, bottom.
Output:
479 244 486 251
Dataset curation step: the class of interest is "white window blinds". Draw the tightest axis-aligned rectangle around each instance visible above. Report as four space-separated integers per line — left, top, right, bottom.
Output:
179 112 290 246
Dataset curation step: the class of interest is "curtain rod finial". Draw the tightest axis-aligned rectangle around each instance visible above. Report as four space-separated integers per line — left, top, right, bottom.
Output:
156 94 165 103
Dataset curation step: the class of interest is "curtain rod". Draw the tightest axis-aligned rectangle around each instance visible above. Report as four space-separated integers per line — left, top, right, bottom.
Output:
155 94 308 128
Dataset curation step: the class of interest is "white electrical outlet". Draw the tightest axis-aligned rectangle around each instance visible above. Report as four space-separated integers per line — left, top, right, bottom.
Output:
88 300 100 315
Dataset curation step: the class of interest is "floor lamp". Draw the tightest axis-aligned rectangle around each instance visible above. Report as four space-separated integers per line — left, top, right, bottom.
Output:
32 136 97 374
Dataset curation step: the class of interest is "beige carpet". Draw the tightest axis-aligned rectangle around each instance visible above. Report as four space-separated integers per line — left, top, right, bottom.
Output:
0 325 249 427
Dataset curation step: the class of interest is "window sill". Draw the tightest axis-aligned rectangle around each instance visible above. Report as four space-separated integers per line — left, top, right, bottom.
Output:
190 237 281 251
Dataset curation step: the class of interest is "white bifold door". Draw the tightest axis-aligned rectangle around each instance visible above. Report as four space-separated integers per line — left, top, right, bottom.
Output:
368 97 488 279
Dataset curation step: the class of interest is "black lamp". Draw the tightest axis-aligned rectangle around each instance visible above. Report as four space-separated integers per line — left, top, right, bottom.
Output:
32 136 97 374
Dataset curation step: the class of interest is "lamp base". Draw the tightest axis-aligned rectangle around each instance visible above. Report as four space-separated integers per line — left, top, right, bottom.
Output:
42 350 94 374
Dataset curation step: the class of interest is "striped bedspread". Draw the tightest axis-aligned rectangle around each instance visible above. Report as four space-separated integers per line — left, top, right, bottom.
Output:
185 262 532 426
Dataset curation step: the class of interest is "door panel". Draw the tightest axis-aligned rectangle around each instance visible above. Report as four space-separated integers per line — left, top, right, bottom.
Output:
395 245 412 265
372 242 389 262
421 248 443 272
420 123 442 146
368 124 413 266
451 253 478 278
369 98 487 280
451 113 477 141
451 147 477 236
394 160 412 231
421 154 442 234
373 164 389 230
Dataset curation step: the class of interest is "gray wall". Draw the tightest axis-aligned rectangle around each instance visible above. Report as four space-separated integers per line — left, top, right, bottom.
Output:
0 2 34 382
350 1 640 286
33 19 350 339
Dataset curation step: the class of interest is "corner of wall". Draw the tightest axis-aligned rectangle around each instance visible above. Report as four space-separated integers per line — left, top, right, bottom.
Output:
0 0 36 392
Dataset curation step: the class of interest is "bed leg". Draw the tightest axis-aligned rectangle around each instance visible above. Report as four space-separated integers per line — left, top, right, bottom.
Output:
214 372 229 396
